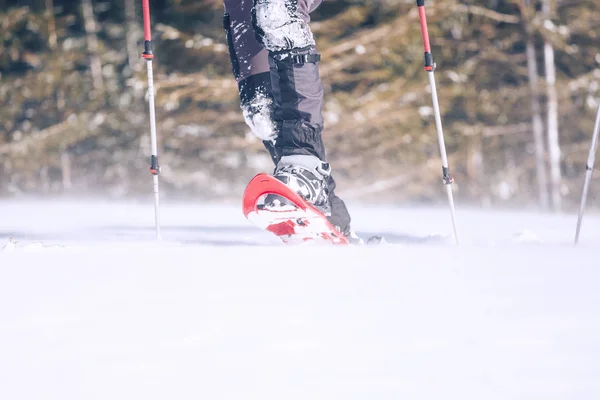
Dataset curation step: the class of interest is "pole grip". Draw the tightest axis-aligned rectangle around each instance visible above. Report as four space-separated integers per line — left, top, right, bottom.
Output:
417 0 433 70
141 0 154 59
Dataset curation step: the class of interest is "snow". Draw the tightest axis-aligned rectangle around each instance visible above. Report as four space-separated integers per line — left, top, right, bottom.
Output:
253 0 315 52
1 199 600 399
242 89 277 141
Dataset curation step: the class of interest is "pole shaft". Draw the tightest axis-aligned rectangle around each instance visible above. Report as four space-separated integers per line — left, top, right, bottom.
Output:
146 60 159 157
417 0 459 244
146 60 161 239
575 102 600 244
142 0 161 240
445 185 459 243
428 71 450 170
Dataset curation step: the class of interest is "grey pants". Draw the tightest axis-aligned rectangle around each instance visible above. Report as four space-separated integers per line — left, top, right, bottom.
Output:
223 0 325 161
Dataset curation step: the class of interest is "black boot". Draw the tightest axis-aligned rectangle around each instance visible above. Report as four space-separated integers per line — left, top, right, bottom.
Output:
262 153 359 244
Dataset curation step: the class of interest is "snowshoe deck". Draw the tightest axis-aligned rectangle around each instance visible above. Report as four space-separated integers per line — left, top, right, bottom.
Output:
242 173 349 245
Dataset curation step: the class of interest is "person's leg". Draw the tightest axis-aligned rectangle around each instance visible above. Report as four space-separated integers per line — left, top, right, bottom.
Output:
223 0 352 236
251 0 352 235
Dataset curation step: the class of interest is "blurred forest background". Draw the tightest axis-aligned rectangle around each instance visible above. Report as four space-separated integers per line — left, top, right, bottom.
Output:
0 0 599 211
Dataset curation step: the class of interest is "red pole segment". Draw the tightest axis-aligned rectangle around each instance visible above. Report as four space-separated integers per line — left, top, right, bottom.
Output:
418 7 431 53
141 0 153 59
142 0 151 40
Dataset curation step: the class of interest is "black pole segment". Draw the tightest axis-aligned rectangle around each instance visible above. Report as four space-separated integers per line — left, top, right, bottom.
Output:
442 167 453 185
150 155 160 175
424 52 434 71
143 40 153 60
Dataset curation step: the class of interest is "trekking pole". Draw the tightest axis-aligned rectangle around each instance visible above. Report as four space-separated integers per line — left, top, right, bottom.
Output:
574 102 600 245
141 0 161 240
416 0 459 244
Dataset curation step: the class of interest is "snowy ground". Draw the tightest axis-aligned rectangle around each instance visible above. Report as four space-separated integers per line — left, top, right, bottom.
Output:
1 199 600 399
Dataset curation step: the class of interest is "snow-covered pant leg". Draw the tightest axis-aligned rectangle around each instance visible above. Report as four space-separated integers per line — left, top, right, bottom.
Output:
252 0 326 161
223 0 279 163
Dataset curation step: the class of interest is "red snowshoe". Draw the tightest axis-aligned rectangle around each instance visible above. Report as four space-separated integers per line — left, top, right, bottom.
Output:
242 173 349 245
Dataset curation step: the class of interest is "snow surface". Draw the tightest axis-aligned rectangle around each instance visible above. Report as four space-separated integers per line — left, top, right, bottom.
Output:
1 199 600 399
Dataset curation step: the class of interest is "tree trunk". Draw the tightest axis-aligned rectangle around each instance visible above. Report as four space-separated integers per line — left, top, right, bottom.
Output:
45 0 57 49
543 0 562 211
125 0 141 75
61 151 72 190
527 40 549 209
466 133 485 204
81 0 104 93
